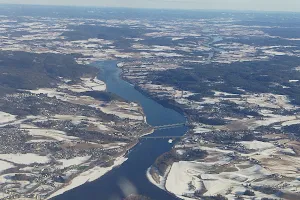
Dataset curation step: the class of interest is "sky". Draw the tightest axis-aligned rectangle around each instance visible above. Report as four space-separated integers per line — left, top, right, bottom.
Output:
0 0 300 12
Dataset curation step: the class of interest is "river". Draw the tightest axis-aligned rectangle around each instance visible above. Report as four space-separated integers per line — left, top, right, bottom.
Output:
53 60 188 200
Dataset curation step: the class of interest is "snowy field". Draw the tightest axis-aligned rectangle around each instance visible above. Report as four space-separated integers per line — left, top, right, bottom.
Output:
0 153 50 165
0 160 15 173
162 140 300 200
0 111 16 124
58 156 91 169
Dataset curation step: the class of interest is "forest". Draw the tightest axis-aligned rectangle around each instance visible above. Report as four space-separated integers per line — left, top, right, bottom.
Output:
150 55 300 105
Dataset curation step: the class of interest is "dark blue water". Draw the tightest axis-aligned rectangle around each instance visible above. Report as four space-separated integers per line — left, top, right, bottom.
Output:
53 61 187 200
97 61 185 127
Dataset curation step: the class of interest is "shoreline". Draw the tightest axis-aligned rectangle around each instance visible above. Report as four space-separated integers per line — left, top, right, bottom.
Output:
47 63 155 200
118 62 192 200
46 125 153 199
47 60 186 200
146 167 183 200
146 168 165 190
116 61 187 118
47 156 128 199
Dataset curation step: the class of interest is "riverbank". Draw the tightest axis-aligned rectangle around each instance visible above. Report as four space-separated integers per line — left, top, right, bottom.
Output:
46 71 155 199
53 60 186 200
121 72 187 118
47 156 128 199
48 128 157 200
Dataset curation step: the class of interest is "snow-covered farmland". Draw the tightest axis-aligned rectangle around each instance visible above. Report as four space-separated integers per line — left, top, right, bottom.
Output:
58 156 91 169
0 153 50 165
0 111 16 124
0 161 15 173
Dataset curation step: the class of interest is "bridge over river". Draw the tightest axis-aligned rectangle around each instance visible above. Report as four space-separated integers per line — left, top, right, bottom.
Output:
152 122 187 130
139 123 188 140
141 135 184 140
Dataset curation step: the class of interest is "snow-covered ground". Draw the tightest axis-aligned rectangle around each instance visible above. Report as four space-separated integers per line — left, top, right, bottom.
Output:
142 83 195 99
146 168 165 190
161 140 299 200
0 153 50 165
0 160 15 173
30 77 106 100
25 127 79 142
0 74 147 198
281 119 300 126
193 124 213 134
100 101 144 121
239 140 275 150
166 161 202 197
29 84 144 122
47 156 127 199
58 156 91 169
0 111 16 124
252 114 297 128
80 77 106 92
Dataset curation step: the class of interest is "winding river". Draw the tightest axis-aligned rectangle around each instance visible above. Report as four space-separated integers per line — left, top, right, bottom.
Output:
53 61 188 200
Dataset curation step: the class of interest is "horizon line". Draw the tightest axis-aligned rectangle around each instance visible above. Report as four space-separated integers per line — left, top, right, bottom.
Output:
0 3 300 14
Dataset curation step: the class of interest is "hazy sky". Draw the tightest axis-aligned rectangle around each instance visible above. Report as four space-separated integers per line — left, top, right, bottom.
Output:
0 0 300 12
